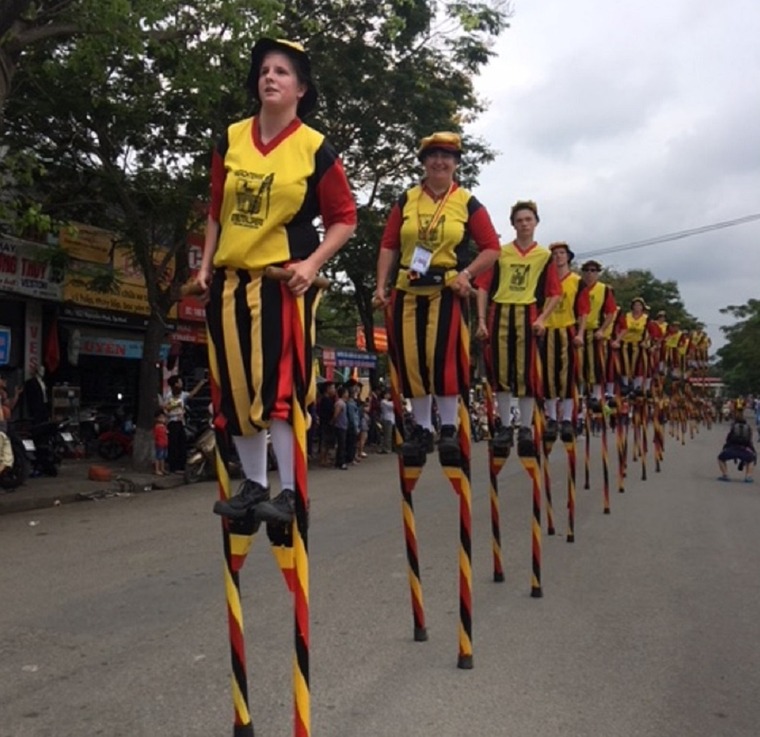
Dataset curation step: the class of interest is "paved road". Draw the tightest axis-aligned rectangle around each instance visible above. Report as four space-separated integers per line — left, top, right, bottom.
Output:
1 421 759 737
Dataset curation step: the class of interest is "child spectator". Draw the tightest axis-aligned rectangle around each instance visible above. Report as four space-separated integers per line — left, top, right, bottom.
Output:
153 410 169 476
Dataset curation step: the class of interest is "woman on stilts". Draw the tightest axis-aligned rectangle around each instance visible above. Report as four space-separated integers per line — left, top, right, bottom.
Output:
197 38 356 523
374 132 499 465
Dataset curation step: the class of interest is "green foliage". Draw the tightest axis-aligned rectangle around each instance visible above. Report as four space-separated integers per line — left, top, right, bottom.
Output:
602 268 702 329
273 1 512 352
717 299 760 395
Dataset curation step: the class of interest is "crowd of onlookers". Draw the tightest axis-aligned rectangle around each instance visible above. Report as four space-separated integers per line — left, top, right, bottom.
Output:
310 382 397 470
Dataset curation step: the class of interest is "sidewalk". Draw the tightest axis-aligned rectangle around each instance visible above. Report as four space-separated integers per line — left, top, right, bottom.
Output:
0 457 186 515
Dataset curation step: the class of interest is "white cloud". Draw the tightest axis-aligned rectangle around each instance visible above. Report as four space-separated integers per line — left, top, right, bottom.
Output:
468 0 760 350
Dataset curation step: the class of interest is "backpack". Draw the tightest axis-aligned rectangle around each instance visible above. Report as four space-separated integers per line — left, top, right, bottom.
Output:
728 421 752 447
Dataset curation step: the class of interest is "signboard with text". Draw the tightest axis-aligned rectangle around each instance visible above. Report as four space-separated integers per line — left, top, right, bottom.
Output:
0 235 63 301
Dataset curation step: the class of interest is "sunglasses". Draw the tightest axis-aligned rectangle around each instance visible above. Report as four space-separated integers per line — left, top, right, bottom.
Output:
582 268 599 272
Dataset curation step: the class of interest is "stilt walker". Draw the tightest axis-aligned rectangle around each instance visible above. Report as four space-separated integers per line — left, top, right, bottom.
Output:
474 200 562 598
194 34 357 735
375 129 501 666
540 241 588 540
578 258 618 501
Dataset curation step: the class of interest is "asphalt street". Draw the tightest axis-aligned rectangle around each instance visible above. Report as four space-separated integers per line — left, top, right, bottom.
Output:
1 420 759 737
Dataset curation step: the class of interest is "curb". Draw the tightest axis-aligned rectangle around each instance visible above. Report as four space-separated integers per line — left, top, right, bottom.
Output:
0 472 187 516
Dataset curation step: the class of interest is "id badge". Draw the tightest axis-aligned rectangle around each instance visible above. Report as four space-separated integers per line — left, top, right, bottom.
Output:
410 244 433 275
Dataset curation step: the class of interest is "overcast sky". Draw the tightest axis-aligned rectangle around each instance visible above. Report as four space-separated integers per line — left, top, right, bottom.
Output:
467 0 760 351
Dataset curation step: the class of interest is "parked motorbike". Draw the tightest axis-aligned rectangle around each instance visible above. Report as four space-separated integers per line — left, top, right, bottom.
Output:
184 424 275 484
0 430 30 490
20 421 67 477
97 428 133 460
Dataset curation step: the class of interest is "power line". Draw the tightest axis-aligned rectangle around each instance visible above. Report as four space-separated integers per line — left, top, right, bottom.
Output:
575 212 760 259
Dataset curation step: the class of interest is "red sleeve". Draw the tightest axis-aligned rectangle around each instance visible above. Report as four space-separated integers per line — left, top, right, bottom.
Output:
615 311 627 333
468 202 500 252
316 158 356 228
647 321 661 339
576 284 591 316
474 265 494 292
209 148 226 222
379 203 403 251
544 260 562 297
603 287 617 315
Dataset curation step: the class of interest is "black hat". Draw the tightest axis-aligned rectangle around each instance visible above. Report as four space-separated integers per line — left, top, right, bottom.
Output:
581 259 602 272
246 38 318 118
549 241 575 262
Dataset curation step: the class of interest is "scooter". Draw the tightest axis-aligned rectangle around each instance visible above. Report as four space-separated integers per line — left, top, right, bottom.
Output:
184 424 274 484
0 430 30 490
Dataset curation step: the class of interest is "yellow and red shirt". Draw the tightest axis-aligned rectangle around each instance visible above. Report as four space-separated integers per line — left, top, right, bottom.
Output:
209 117 356 270
380 182 499 293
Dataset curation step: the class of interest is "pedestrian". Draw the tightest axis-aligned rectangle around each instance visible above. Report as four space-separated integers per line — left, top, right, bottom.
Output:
196 38 356 522
374 131 500 464
0 428 15 489
0 373 22 433
162 375 206 474
333 385 349 470
153 409 168 476
357 400 370 459
346 386 360 464
717 414 756 483
317 382 336 466
614 297 650 395
379 389 395 453
474 200 562 458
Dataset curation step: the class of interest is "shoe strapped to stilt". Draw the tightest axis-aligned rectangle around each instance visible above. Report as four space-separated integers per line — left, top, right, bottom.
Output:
400 424 432 466
588 397 602 413
542 419 558 444
560 420 575 443
253 488 296 524
491 425 514 458
213 479 270 520
437 424 461 466
517 426 537 458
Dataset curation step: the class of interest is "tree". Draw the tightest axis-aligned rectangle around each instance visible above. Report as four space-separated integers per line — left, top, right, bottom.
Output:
276 1 512 375
602 268 702 330
2 0 282 465
1 0 510 464
716 299 760 396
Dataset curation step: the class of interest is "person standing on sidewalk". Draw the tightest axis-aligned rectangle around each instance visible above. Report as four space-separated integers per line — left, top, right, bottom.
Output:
162 375 206 474
333 385 349 470
345 385 361 464
153 410 169 476
475 200 561 458
379 389 395 453
196 39 356 522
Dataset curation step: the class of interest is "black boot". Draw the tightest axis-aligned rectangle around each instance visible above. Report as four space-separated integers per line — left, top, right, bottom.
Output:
213 479 270 520
437 424 461 466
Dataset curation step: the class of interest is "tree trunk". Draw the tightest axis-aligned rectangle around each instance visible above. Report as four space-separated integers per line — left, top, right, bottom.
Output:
132 312 167 469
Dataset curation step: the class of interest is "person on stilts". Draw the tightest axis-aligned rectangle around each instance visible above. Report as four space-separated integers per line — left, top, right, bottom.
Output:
375 132 500 465
475 200 561 460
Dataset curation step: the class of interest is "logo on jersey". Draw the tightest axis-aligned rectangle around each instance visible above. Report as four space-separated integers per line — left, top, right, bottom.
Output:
230 171 273 228
417 215 446 247
508 263 530 292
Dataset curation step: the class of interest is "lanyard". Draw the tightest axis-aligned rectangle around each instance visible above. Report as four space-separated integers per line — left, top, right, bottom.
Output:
417 182 454 245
